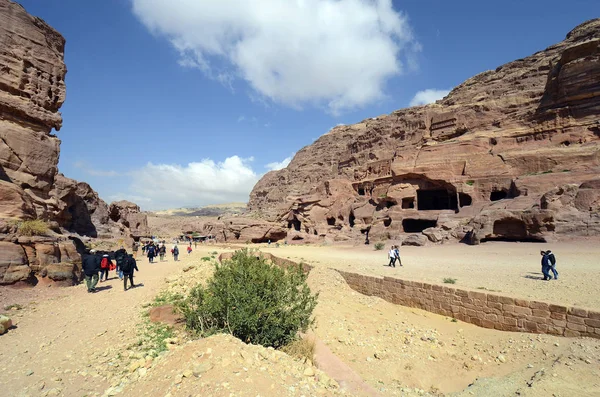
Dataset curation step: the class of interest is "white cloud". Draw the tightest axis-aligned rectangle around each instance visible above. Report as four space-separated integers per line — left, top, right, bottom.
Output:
132 0 418 114
265 156 293 172
409 89 450 106
128 156 260 210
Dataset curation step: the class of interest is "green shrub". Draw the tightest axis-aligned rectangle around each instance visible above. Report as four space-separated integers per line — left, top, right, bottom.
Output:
16 220 49 236
465 180 475 186
374 242 385 251
201 256 212 262
178 248 318 348
211 251 218 255
443 278 457 284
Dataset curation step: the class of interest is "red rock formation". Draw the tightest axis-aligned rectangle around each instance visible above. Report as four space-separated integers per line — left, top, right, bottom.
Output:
248 19 600 245
0 0 147 285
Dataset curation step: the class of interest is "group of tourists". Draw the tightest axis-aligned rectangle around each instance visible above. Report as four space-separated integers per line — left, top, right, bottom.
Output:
81 246 139 292
141 241 186 263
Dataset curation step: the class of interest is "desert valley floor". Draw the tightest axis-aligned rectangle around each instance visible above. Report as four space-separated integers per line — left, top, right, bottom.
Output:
1 241 599 397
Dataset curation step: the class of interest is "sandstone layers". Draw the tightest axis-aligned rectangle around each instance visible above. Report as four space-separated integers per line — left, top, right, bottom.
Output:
235 19 600 245
0 0 147 285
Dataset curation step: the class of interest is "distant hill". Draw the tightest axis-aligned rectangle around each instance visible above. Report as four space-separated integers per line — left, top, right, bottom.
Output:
153 202 247 218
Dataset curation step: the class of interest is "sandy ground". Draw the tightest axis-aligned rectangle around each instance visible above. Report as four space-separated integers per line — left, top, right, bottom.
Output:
1 243 599 397
254 239 600 309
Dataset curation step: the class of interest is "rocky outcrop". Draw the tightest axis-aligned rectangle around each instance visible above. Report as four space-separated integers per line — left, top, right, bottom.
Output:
248 19 600 245
199 217 288 244
109 200 149 238
0 0 147 285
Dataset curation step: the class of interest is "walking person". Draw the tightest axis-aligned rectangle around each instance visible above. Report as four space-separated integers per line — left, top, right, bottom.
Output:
394 245 402 266
82 250 101 293
387 246 397 267
546 250 558 279
147 243 156 263
173 245 179 261
115 246 127 280
540 250 552 281
99 254 112 282
159 244 166 261
187 245 192 255
121 254 139 291
132 242 139 258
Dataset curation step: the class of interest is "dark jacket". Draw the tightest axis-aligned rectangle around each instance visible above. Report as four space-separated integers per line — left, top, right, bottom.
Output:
115 248 127 265
121 256 139 275
147 246 156 257
547 252 556 266
82 254 101 276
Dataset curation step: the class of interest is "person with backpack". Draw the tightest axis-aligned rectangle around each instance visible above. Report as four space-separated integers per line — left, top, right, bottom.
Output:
540 250 552 281
159 244 166 261
82 250 101 293
172 245 179 261
387 246 397 267
121 254 139 291
147 243 156 263
114 246 127 280
99 254 112 282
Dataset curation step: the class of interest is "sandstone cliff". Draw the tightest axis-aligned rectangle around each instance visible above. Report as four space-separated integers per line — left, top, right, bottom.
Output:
0 0 148 285
246 19 600 245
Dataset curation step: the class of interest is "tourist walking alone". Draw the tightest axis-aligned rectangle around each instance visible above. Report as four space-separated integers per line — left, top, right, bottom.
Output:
187 245 192 255
147 244 156 263
388 246 397 267
159 244 166 261
172 245 179 261
82 250 101 293
121 254 139 291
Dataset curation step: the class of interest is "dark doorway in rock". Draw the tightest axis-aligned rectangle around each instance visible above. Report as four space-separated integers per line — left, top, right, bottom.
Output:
481 219 546 243
327 217 336 226
417 190 458 211
376 199 397 211
402 219 437 233
383 218 392 227
349 212 355 228
490 190 508 201
459 193 472 207
402 197 415 209
358 187 366 196
288 219 301 232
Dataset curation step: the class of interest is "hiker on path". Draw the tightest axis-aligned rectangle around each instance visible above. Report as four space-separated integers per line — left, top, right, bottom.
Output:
115 246 127 280
132 242 139 258
387 246 397 267
82 250 101 293
173 245 179 261
540 250 552 281
99 254 112 282
545 250 558 280
121 254 139 291
159 244 166 261
147 244 156 263
187 245 192 255
394 245 402 266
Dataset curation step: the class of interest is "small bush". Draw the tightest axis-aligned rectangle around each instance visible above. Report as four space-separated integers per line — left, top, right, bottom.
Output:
281 336 316 362
15 220 49 236
201 256 212 262
465 180 475 186
178 248 318 348
374 242 385 251
211 251 218 255
443 278 457 284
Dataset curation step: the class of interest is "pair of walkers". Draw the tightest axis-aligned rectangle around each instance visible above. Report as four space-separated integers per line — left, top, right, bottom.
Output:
115 246 139 290
82 248 139 292
541 250 558 281
387 245 402 267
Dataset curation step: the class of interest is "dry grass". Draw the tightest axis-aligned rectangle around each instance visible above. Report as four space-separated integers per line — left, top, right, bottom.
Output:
281 336 316 363
15 220 49 236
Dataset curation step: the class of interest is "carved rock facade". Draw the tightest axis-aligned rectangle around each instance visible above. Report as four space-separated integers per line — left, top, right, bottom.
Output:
247 19 600 245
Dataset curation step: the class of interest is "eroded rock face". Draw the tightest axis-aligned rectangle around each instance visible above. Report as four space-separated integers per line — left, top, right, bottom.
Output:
248 19 600 244
0 1 147 285
109 200 149 238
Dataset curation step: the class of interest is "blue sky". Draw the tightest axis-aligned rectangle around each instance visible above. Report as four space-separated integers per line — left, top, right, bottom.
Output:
17 0 599 210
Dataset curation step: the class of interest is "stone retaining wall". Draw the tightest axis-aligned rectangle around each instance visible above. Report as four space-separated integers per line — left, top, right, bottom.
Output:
337 270 600 339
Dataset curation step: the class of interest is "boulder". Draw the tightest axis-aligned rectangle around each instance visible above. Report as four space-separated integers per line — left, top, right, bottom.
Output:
402 234 428 247
0 315 12 335
42 262 78 284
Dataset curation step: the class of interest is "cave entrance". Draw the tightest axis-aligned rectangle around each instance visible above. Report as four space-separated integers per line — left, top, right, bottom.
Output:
287 218 301 232
417 189 458 211
383 218 392 227
402 219 437 233
490 190 508 201
327 217 336 226
402 197 415 209
481 219 546 243
357 187 366 196
459 193 472 207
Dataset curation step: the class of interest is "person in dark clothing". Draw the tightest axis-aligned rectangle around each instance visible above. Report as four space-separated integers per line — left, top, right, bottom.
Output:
121 254 139 291
82 251 101 292
115 246 127 280
540 250 552 281
546 250 558 279
147 244 156 263
159 244 166 261
172 245 179 261
132 242 139 258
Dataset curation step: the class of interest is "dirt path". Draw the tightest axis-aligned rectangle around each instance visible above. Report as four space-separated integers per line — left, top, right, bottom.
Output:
0 249 195 397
